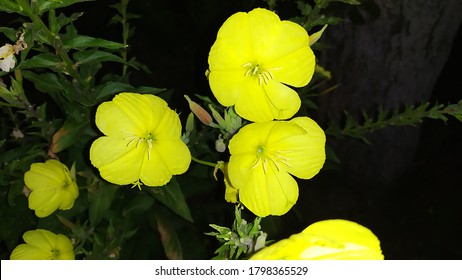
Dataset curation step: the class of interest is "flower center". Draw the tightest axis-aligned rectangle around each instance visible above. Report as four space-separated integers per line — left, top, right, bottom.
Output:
242 62 274 86
124 132 157 160
50 249 60 260
251 144 292 174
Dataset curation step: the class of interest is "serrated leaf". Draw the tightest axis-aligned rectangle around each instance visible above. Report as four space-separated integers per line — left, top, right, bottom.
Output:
148 178 193 222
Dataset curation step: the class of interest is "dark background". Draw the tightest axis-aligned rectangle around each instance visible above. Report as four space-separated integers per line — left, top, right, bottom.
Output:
4 0 462 259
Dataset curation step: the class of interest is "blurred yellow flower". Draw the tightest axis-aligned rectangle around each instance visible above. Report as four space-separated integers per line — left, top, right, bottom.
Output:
24 159 79 218
0 43 15 72
90 92 191 187
251 219 384 260
208 8 316 122
228 117 325 217
10 229 75 260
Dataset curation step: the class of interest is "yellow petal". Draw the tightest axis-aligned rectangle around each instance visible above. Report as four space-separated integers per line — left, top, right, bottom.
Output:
28 189 62 218
95 95 142 138
24 161 65 190
140 140 191 186
11 230 75 260
268 46 316 87
270 117 326 179
250 219 384 260
208 70 245 106
233 78 278 122
153 107 182 140
96 93 167 137
22 229 54 251
263 80 301 120
89 136 136 169
228 122 274 155
10 244 52 260
228 153 298 217
262 19 310 62
247 8 282 59
53 234 75 260
96 141 145 185
299 220 384 260
208 12 252 71
58 182 79 210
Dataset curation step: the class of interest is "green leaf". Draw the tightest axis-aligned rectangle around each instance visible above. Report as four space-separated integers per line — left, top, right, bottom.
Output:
147 178 193 222
152 212 183 260
124 194 155 215
19 53 61 69
54 12 83 33
94 81 135 101
87 182 118 226
22 71 70 94
37 0 94 14
73 49 126 65
332 0 362 5
62 35 126 50
135 86 167 95
0 27 18 41
50 116 89 153
0 0 21 14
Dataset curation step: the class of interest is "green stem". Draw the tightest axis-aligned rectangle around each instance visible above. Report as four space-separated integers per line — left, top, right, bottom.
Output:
16 0 80 79
120 0 129 77
191 156 217 168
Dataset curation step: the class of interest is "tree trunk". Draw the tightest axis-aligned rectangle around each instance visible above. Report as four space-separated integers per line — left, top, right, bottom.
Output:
319 0 462 186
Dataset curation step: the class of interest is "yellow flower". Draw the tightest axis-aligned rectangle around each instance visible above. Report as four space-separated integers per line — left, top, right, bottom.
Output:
90 92 191 187
10 229 75 260
228 117 325 217
208 8 316 122
0 43 15 72
250 219 384 260
24 159 79 218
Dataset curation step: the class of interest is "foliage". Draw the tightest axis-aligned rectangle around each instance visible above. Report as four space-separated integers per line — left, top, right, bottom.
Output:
1 0 461 260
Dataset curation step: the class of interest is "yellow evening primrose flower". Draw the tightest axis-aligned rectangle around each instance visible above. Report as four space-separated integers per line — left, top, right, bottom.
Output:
10 229 75 260
24 160 79 218
228 117 326 217
0 43 16 72
208 8 316 122
250 219 384 260
89 92 191 187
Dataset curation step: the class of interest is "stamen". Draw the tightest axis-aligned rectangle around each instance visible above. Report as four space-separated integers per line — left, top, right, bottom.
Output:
242 62 275 86
123 131 156 160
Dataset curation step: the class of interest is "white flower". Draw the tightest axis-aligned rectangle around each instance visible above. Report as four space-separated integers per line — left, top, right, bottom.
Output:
0 44 16 72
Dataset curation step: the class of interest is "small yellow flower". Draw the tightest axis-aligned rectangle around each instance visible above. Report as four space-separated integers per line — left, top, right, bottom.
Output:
228 117 325 217
24 159 79 218
208 8 316 122
250 219 384 260
0 43 15 72
90 92 191 187
10 229 75 260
